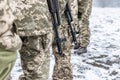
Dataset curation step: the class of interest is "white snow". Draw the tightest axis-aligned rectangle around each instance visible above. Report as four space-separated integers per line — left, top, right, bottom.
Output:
71 7 120 80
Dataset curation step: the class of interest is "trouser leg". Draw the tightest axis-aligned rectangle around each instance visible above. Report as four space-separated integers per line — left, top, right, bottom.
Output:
52 25 73 80
19 33 52 80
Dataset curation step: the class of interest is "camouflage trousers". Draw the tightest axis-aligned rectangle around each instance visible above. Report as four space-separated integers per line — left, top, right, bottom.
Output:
52 24 73 80
19 33 52 80
77 0 92 47
0 48 17 80
70 0 92 48
78 22 90 48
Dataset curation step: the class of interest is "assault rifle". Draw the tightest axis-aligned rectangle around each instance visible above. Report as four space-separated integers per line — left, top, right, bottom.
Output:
64 2 80 49
47 0 63 55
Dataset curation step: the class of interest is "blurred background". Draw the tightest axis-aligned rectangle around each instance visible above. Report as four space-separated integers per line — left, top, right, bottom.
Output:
93 0 120 7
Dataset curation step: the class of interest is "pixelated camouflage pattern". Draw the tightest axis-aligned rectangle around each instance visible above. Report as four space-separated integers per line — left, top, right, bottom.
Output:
52 24 73 80
19 33 53 80
52 1 73 80
0 0 22 51
70 0 79 28
9 0 53 36
8 0 53 80
70 0 92 47
0 0 21 80
9 0 73 79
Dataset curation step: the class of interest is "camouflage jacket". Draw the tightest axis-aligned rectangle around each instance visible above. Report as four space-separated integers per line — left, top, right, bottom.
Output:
9 0 67 37
0 0 22 51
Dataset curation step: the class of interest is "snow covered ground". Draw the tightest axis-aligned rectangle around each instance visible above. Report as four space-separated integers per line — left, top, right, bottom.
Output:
71 8 120 80
11 7 120 80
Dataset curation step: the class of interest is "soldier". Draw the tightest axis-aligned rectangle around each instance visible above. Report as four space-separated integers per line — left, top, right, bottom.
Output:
9 0 53 80
70 0 92 54
9 0 73 80
0 0 22 80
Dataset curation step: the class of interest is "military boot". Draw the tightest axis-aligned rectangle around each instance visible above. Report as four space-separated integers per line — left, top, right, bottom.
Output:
74 47 87 55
